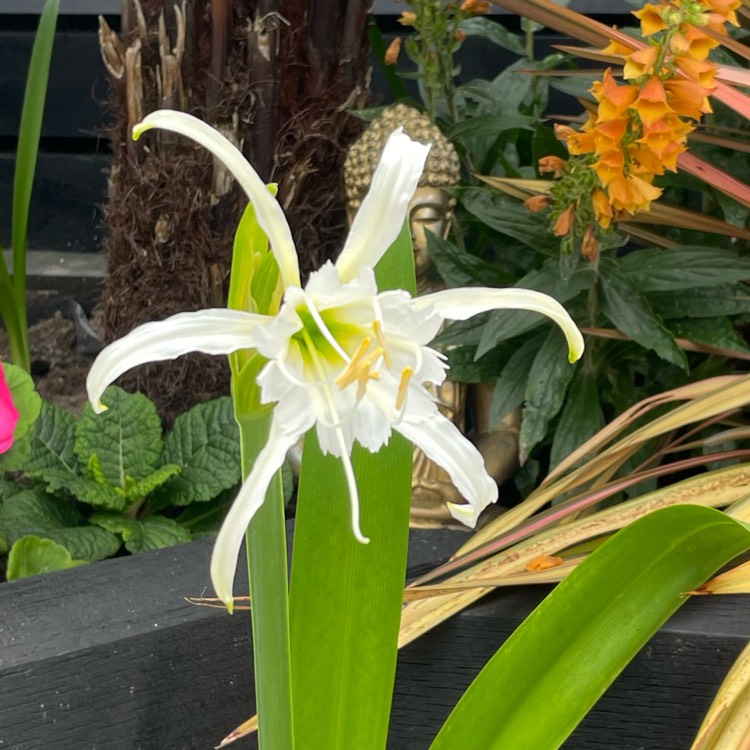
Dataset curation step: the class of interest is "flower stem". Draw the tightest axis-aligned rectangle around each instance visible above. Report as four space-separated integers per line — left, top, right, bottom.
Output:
237 410 294 750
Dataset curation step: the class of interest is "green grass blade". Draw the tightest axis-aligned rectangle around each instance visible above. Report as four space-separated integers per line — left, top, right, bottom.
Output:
430 505 750 750
12 0 59 306
289 222 415 749
237 411 294 750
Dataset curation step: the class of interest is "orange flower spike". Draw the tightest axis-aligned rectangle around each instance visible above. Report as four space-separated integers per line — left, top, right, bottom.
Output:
633 3 668 35
593 70 639 120
524 194 552 213
633 76 674 124
553 204 575 237
538 155 567 177
592 188 614 229
623 45 661 81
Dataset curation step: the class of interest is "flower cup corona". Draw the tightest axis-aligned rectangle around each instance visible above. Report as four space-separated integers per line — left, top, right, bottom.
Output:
86 111 584 608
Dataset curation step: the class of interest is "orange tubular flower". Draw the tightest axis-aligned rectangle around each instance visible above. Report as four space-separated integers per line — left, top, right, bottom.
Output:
674 55 718 89
525 194 552 212
607 174 663 214
664 78 713 119
592 188 614 229
633 76 675 124
593 70 639 120
593 149 626 187
633 3 668 35
623 45 661 79
670 25 718 60
553 204 575 236
538 155 567 177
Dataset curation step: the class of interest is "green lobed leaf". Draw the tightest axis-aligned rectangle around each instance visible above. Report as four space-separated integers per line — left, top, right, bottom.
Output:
75 386 164 487
549 367 603 471
619 246 750 293
90 512 191 554
426 231 514 289
7 535 86 580
23 402 79 490
477 260 594 357
598 258 687 371
519 329 577 463
289 221 415 750
154 397 241 506
488 331 546 428
648 284 750 319
429 505 750 750
0 487 120 560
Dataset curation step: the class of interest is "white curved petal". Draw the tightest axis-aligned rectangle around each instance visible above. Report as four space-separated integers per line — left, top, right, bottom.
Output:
413 287 585 362
396 412 497 529
86 309 264 413
133 110 301 288
336 129 430 282
210 417 302 610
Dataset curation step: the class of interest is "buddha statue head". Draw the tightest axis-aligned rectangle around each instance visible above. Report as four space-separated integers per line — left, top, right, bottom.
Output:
344 104 460 279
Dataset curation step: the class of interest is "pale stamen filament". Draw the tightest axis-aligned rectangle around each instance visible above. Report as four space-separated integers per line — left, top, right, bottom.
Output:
336 337 372 390
395 366 414 412
372 319 393 369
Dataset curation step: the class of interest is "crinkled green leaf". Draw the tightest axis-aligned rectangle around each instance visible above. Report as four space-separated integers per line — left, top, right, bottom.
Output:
477 260 594 357
648 284 750 319
90 512 191 554
426 231 514 289
7 536 86 580
550 367 603 471
519 329 577 463
66 476 127 511
124 463 181 501
668 317 750 353
599 258 687 371
75 386 164 487
619 246 750 292
23 402 79 489
489 332 546 428
0 487 120 560
154 397 241 506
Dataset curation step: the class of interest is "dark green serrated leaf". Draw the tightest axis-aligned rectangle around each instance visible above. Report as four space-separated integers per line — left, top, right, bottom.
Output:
7 536 86 580
489 332 547 427
477 260 594 357
599 258 687 371
90 511 191 554
426 231 514 289
154 397 241 506
668 317 750 353
519 329 577 462
75 386 164 487
648 284 750 319
549 367 603 471
24 402 79 490
458 17 525 54
619 246 750 292
462 188 560 256
0 487 120 560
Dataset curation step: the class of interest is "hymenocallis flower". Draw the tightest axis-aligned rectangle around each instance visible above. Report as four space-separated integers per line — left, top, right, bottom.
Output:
87 111 584 607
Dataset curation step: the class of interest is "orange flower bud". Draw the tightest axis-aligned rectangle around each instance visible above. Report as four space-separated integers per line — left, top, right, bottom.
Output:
554 123 577 142
454 29 467 42
581 226 599 261
524 194 552 213
462 0 492 11
525 555 564 572
538 155 566 177
398 11 418 26
384 37 402 65
553 204 575 237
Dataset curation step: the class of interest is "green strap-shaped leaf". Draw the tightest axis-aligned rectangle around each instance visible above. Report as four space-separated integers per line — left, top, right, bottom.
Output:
430 505 750 750
289 222 415 750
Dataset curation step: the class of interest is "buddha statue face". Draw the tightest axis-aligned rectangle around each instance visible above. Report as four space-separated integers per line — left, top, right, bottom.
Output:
408 186 454 277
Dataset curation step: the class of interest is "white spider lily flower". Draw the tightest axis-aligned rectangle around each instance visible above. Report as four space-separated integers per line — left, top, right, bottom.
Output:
86 110 584 608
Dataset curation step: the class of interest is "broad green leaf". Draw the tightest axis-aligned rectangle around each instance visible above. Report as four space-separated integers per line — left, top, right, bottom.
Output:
426 231 514 289
448 113 535 141
175 489 233 534
668 317 750 353
0 487 120 560
155 397 241 506
90 512 191 554
7 535 86 580
519 329 577 462
444 344 510 383
23 402 79 490
458 16 525 54
599 258 687 371
434 314 489 348
619 247 750 292
289 222 415 750
429 505 750 750
549 367 603 471
75 386 164 487
648 284 750 319
477 260 594 357
462 188 560 256
489 331 546 427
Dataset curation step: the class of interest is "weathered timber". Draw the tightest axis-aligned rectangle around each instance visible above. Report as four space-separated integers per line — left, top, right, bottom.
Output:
1 525 748 749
